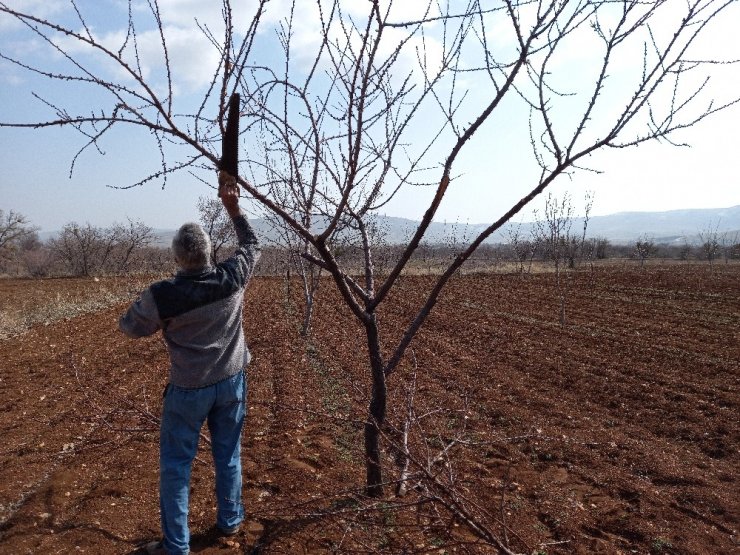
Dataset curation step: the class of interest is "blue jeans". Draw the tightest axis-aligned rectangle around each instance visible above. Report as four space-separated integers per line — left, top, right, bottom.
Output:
159 370 246 555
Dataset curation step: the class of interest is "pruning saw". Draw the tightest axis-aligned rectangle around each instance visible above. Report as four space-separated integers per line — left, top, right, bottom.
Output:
219 93 240 180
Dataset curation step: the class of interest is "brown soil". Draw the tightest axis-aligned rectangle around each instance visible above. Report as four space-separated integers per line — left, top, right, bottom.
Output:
0 265 737 554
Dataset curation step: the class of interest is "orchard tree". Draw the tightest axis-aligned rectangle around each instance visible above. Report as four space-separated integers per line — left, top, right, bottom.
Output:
720 231 739 263
592 237 611 260
0 209 38 267
532 191 592 325
49 222 118 276
698 221 721 266
260 181 326 337
109 218 156 273
634 234 656 267
49 220 154 276
507 222 537 274
1 0 739 503
273 225 324 337
197 196 236 264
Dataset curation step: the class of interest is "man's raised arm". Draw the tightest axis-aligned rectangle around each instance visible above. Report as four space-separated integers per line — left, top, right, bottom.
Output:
219 171 260 279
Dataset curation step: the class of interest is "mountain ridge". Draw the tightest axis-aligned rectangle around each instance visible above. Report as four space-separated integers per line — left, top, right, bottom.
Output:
41 205 740 246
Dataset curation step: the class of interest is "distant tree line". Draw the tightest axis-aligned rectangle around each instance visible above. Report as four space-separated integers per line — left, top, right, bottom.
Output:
1 207 738 279
0 213 172 278
0 206 294 278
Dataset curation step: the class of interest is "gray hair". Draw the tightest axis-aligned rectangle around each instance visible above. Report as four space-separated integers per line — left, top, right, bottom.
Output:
172 223 212 271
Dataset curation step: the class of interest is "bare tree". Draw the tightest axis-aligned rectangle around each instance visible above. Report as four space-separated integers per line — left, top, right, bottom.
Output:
49 222 121 276
533 192 574 279
532 191 592 324
16 231 56 277
720 230 739 264
2 0 738 502
0 209 38 270
679 238 693 263
108 218 156 273
48 220 153 276
21 245 55 277
0 212 156 277
293 246 323 336
507 223 537 274
261 194 324 336
197 196 236 264
591 237 611 260
272 224 324 337
634 234 656 267
698 221 721 266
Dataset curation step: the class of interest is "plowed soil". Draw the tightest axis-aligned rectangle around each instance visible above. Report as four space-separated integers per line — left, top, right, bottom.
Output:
0 265 737 554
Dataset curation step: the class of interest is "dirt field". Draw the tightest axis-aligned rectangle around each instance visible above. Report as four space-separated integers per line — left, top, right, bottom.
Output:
0 265 737 554
0 276 156 340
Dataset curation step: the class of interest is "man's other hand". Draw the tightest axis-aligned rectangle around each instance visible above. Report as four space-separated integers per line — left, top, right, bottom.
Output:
218 171 242 218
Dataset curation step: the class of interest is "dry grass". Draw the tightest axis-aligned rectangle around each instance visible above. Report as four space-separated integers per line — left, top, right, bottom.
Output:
0 275 159 340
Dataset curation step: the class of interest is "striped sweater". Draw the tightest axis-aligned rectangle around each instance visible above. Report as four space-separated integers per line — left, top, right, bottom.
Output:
119 215 260 388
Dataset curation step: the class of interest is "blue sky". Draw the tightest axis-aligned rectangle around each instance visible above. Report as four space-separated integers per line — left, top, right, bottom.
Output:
1 0 739 232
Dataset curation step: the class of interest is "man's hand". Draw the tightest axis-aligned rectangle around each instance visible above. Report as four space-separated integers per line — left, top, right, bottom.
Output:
218 171 243 218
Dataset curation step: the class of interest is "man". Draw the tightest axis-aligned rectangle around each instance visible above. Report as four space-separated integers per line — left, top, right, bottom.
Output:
119 172 260 555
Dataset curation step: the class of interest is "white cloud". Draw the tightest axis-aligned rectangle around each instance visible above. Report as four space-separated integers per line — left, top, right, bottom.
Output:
143 0 269 34
2 0 453 96
97 25 222 92
30 6 229 95
364 0 440 23
0 60 23 85
0 0 67 31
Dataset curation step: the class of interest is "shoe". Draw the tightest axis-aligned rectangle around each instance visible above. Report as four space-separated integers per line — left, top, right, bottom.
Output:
143 540 167 554
218 524 240 536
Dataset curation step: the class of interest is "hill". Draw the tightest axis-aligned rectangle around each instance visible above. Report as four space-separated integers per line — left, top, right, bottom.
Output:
244 205 740 245
42 205 740 246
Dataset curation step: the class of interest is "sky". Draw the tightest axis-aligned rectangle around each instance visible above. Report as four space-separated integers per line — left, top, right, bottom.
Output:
1 0 739 233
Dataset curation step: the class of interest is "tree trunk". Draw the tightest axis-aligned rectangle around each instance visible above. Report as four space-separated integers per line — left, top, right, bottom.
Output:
559 294 566 327
300 293 314 337
363 315 386 497
299 266 320 337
